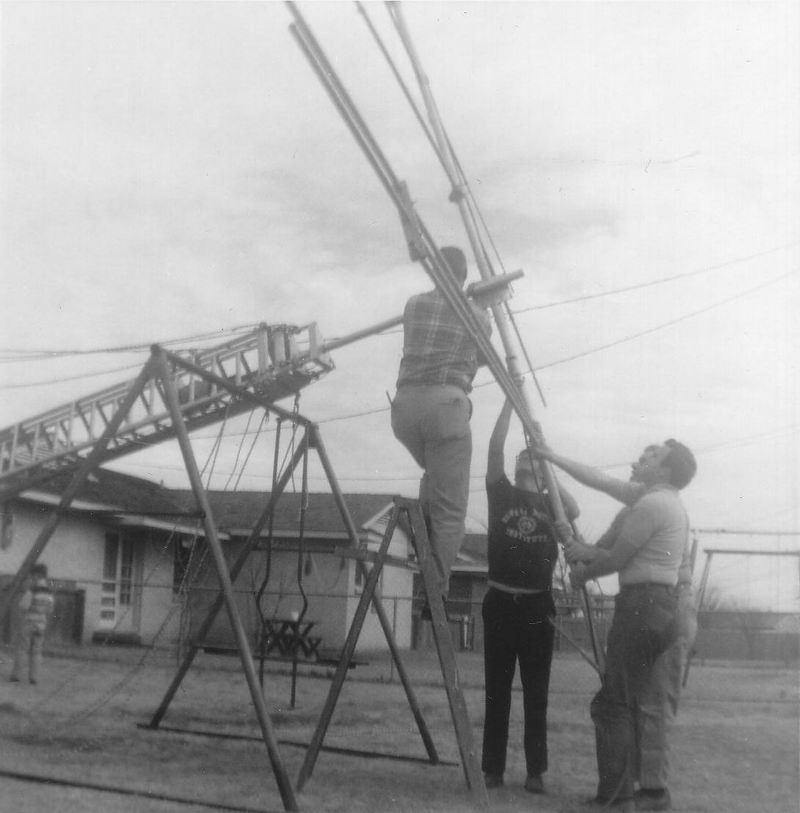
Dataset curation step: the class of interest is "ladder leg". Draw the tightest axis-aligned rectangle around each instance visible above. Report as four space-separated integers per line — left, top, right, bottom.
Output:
355 556 440 764
402 498 488 808
313 432 439 763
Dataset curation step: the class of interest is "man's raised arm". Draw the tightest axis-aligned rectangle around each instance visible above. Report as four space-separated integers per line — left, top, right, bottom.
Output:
487 399 513 485
534 445 640 505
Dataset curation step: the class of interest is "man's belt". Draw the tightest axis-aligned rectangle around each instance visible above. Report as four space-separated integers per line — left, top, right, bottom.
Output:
396 381 470 393
488 580 549 596
619 582 677 592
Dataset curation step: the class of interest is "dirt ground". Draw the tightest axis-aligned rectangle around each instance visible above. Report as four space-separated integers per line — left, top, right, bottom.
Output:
0 645 797 813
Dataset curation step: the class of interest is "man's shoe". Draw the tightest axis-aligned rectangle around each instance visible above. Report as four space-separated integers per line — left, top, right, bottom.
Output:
483 773 504 789
634 788 671 811
524 774 545 794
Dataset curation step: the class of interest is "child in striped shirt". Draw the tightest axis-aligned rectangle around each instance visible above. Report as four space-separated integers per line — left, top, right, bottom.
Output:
10 563 55 685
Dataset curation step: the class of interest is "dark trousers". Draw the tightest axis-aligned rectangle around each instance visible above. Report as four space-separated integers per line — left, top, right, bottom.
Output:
591 584 678 802
481 588 555 777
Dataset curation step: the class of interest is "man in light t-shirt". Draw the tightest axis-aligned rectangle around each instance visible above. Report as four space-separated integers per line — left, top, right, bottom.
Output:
536 439 696 811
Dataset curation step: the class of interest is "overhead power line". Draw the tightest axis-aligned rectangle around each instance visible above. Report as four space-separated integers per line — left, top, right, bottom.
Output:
517 241 799 314
0 362 145 390
0 324 259 361
0 242 793 368
115 422 798 481
532 268 798 372
0 264 794 398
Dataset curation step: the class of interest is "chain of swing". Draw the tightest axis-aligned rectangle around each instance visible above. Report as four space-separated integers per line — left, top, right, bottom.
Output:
253 394 313 682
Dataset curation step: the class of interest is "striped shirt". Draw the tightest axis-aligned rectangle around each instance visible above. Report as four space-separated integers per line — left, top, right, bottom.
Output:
396 289 490 392
20 580 55 633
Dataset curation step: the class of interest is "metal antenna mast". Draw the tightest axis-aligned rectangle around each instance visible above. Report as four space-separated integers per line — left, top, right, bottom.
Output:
378 2 601 667
386 8 602 668
386 2 571 527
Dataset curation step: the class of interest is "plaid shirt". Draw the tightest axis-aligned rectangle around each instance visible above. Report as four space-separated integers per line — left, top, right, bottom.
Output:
396 289 491 392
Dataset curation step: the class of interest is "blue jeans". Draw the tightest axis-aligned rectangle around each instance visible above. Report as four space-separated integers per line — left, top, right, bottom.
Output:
591 584 678 802
391 384 472 596
481 588 555 777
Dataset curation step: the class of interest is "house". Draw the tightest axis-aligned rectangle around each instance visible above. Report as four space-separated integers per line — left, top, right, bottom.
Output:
0 468 419 654
411 532 488 651
1 469 191 649
1 468 625 660
167 487 415 653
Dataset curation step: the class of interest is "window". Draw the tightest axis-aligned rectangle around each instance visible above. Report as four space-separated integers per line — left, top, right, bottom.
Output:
119 537 135 606
103 532 119 580
446 574 473 617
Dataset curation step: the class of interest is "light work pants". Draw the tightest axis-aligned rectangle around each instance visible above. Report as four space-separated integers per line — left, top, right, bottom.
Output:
590 584 678 803
12 619 46 683
391 384 472 597
637 583 698 790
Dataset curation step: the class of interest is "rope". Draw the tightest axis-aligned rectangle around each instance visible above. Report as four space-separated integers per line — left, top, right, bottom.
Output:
295 432 311 623
231 411 269 492
221 409 257 491
255 417 283 679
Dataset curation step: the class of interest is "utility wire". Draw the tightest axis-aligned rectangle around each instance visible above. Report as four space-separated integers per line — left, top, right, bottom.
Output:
0 323 259 361
0 239 792 373
0 240 792 371
0 362 145 389
116 423 799 482
2 264 791 410
9 262 786 429
533 268 797 372
518 241 799 314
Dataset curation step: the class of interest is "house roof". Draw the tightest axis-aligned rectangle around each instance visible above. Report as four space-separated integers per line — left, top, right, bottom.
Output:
18 467 490 563
20 466 187 516
169 489 398 536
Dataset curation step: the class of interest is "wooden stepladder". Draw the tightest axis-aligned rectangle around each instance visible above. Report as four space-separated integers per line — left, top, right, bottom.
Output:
297 496 488 808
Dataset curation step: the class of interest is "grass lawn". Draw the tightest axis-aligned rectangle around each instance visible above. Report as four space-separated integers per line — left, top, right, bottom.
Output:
0 645 797 812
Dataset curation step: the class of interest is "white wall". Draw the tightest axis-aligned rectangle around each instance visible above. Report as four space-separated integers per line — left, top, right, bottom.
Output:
2 502 181 646
2 502 415 652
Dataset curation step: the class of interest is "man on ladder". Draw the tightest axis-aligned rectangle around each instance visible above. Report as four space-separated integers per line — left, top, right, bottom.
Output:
390 245 491 613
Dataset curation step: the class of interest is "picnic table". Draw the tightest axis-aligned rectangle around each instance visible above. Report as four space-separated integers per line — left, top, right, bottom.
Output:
192 618 365 708
260 616 322 659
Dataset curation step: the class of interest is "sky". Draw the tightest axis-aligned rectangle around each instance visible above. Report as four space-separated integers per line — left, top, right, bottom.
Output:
1 2 799 608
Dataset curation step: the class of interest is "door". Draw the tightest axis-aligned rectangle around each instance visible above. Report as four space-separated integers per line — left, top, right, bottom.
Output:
98 531 142 634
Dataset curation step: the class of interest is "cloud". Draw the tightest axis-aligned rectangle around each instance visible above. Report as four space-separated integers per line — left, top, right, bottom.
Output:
1 1 797 557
